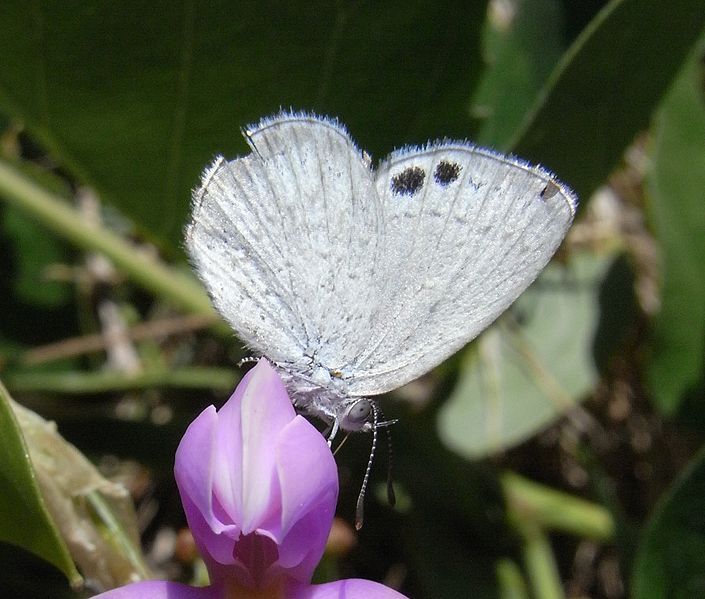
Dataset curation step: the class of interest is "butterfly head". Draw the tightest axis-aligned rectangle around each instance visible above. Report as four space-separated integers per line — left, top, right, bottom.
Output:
272 362 374 433
338 397 374 433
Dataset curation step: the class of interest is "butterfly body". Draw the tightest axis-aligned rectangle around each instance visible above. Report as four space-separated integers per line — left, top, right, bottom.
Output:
186 112 577 434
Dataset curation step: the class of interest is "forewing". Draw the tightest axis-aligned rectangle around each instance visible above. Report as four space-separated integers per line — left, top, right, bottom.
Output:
186 114 384 368
347 144 577 395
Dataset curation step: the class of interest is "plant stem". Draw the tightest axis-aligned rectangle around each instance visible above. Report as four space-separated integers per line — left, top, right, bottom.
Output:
502 471 616 599
496 557 530 599
5 367 238 394
516 518 564 599
501 471 614 541
0 159 230 336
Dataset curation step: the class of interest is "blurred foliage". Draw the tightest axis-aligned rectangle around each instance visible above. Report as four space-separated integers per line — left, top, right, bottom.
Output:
0 379 79 585
0 0 488 250
438 250 605 457
0 0 704 597
646 39 705 418
632 445 705 598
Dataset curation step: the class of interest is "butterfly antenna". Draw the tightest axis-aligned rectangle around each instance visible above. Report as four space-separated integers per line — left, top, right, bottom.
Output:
379 407 396 507
355 402 379 531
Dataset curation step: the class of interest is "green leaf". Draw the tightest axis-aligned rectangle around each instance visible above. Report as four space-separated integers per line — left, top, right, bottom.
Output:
437 251 610 457
9 395 151 588
0 378 80 586
392 415 506 598
512 0 705 201
646 35 705 416
0 1 487 250
632 444 705 598
2 204 72 307
471 0 566 149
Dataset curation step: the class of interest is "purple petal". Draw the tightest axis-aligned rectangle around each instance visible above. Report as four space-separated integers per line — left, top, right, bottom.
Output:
208 366 249 525
236 359 296 532
174 405 218 528
176 360 296 561
276 416 338 536
91 580 222 599
174 359 347 590
175 405 240 565
178 480 240 574
273 416 338 581
287 579 409 598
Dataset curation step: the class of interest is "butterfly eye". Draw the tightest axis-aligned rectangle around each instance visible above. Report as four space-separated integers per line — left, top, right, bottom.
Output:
347 399 372 425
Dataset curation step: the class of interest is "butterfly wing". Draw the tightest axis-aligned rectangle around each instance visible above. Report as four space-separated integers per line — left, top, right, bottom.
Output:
186 114 385 370
346 143 577 396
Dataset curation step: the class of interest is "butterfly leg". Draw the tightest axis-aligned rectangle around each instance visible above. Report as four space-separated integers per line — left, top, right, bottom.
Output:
326 419 340 447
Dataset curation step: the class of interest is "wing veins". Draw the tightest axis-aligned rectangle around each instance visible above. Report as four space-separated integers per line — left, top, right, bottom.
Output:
208 165 307 345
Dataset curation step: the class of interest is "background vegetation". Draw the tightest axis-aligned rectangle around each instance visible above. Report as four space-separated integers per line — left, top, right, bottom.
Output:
1 0 705 597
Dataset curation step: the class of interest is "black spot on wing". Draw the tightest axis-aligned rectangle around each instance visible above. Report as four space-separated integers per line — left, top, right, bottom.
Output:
540 180 560 199
391 166 425 196
433 161 461 186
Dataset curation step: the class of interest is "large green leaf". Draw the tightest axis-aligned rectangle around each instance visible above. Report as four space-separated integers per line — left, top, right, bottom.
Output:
9 400 150 589
0 379 80 585
1 385 150 589
471 0 566 149
512 0 705 201
645 36 705 416
1 0 704 256
0 0 487 250
392 409 508 598
632 444 705 598
437 251 609 457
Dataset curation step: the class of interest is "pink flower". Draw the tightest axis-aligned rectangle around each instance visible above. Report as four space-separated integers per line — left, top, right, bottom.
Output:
94 359 406 598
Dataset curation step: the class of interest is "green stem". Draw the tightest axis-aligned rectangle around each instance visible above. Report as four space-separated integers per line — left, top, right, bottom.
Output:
516 518 564 599
0 159 229 336
501 471 614 541
5 367 238 394
496 557 530 599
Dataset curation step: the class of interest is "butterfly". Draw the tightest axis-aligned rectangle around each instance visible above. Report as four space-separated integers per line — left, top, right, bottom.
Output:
186 111 577 441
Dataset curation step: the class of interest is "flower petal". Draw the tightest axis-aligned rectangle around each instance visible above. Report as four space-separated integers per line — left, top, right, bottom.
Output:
237 359 296 532
273 416 338 581
174 404 218 527
175 359 349 591
91 580 222 599
175 403 241 566
208 368 248 524
287 579 409 598
277 416 338 535
179 481 241 574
